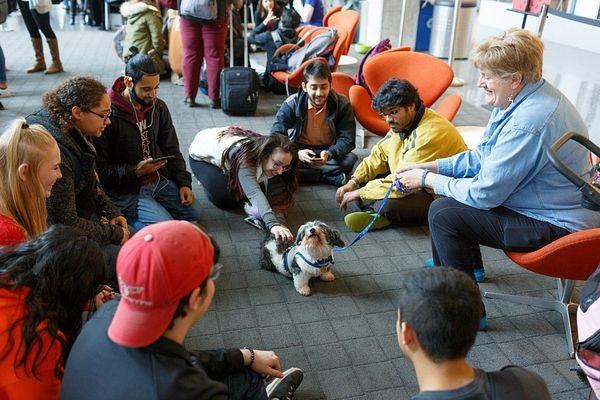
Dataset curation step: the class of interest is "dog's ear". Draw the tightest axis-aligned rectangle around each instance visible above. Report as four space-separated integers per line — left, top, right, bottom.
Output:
295 223 307 245
324 226 345 248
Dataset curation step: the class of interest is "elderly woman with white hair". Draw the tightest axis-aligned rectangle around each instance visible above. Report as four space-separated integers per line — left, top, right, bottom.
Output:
395 28 600 319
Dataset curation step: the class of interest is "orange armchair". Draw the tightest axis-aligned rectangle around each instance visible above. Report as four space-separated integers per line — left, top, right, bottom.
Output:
485 229 600 357
325 9 359 55
349 51 460 136
271 29 347 95
322 5 342 26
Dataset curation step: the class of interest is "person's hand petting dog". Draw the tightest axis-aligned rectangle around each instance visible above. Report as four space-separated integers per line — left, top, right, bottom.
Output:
271 225 293 242
241 349 285 379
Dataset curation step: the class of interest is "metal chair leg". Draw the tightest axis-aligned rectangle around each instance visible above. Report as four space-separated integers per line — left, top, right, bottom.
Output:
484 278 576 358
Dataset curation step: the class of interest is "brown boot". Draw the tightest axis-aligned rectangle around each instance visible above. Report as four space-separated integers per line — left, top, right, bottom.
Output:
45 38 64 74
27 38 46 73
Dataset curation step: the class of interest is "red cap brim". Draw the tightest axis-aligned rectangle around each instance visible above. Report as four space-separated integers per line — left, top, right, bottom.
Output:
108 299 179 348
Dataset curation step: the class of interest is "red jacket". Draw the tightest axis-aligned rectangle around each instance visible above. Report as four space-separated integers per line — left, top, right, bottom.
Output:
0 214 26 247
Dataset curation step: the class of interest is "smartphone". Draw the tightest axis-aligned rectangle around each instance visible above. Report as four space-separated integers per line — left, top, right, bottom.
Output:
244 216 264 230
150 155 176 163
311 157 324 162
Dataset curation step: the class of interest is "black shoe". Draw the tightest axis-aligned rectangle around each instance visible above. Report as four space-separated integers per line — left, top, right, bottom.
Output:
266 367 303 400
184 97 198 107
210 98 221 109
69 15 75 25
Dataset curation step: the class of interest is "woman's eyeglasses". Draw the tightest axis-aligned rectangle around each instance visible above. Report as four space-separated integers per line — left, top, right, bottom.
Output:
208 263 223 281
270 155 291 171
87 109 112 122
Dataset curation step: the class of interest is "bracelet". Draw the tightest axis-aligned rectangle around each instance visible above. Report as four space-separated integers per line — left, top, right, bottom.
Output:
421 169 429 190
244 348 255 366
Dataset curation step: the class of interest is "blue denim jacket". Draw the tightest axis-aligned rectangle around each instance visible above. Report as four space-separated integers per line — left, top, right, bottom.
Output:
434 79 600 232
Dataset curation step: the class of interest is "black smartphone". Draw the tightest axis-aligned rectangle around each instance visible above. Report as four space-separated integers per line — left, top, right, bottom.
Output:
150 155 176 163
244 216 263 230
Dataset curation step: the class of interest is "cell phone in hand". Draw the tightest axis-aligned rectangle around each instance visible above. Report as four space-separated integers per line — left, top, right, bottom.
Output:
311 156 323 162
150 155 176 163
244 216 264 230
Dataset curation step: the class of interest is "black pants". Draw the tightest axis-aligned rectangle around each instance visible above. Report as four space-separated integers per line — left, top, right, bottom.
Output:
189 158 239 209
428 197 571 280
18 0 56 39
297 144 358 183
350 190 434 225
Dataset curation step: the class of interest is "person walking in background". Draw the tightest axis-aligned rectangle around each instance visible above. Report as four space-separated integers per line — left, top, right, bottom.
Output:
18 0 64 74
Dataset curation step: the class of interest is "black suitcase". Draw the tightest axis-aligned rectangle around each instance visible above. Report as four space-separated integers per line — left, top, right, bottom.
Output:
220 0 258 115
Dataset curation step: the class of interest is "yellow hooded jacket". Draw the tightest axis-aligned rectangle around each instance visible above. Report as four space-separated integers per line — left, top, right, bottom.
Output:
353 108 467 201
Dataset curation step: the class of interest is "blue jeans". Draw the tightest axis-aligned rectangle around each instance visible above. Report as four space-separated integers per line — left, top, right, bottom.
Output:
0 46 6 84
222 369 267 400
110 177 202 231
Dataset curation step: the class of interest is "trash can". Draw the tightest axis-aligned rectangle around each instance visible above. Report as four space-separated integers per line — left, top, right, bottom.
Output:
429 0 478 59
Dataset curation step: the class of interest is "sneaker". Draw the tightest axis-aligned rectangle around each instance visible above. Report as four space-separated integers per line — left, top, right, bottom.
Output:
266 367 303 400
423 258 485 283
320 171 346 187
344 211 391 233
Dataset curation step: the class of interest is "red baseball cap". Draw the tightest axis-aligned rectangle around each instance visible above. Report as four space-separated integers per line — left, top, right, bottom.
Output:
108 220 214 348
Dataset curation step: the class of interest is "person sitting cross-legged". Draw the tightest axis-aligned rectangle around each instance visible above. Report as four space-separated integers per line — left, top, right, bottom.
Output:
398 268 552 400
336 78 467 232
270 61 358 187
60 220 304 400
94 51 202 231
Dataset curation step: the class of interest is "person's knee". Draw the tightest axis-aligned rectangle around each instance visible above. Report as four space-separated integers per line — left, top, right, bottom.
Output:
342 153 359 171
428 197 459 229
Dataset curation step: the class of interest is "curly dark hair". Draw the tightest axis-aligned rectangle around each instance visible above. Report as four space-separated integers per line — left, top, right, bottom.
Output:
42 76 107 131
371 78 423 113
0 225 106 379
221 130 298 213
125 48 160 83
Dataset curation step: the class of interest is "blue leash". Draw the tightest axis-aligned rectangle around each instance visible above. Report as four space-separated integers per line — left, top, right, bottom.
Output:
333 181 402 252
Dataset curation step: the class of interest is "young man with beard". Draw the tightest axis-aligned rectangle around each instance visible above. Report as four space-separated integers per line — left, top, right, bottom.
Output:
335 78 467 232
270 61 357 187
94 51 202 229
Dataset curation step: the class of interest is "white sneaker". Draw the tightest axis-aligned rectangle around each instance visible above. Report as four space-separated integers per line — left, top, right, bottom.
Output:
266 367 303 400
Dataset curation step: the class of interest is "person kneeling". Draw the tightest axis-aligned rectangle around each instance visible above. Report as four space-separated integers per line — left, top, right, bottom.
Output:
336 79 466 232
60 221 303 400
398 268 552 399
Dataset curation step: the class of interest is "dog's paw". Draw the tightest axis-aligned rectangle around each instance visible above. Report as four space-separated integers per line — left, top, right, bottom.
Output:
296 285 312 296
320 271 335 281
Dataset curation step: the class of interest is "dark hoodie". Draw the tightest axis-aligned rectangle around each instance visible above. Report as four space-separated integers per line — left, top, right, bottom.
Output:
94 77 192 207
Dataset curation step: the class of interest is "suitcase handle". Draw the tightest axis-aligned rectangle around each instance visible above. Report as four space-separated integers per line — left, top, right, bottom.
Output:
229 0 250 68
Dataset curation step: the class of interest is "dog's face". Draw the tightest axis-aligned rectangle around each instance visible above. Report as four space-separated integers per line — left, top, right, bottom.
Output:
295 220 345 250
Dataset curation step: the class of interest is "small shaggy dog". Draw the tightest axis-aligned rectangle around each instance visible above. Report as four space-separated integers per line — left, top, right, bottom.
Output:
260 221 345 296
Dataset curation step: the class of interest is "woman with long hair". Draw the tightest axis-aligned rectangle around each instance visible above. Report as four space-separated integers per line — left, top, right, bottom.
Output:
0 225 110 398
189 127 298 241
0 118 61 246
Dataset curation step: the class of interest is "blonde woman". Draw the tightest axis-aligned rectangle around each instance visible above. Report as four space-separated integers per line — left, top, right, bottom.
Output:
0 118 62 246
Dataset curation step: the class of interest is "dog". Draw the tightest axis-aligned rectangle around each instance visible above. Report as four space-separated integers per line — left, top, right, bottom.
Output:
260 221 345 296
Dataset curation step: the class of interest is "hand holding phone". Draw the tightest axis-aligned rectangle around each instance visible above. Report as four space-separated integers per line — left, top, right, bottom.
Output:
150 155 176 163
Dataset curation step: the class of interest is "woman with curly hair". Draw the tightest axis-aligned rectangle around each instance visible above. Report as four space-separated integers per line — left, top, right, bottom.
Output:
26 76 129 277
0 118 62 246
189 127 298 241
0 225 111 398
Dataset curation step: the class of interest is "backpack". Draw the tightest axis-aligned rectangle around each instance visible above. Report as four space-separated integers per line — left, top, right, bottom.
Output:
354 38 391 94
576 264 600 398
178 0 217 23
277 28 338 73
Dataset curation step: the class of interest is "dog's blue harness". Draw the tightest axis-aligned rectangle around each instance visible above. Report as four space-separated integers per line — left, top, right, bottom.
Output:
282 247 334 275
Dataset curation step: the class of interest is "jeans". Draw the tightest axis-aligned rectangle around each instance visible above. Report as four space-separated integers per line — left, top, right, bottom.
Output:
222 368 267 400
296 144 358 183
110 177 202 231
428 197 571 281
0 46 6 84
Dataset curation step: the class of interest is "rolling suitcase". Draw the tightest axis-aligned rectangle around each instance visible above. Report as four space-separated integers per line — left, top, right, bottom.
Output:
220 0 259 115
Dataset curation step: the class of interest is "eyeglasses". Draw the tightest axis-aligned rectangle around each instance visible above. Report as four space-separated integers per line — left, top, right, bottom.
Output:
87 108 112 122
270 155 291 171
208 262 223 281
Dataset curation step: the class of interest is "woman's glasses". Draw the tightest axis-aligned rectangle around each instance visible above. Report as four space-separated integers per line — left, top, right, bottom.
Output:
270 155 291 171
87 109 112 122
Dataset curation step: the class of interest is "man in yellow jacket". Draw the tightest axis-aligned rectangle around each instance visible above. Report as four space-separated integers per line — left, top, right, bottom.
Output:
336 79 467 232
